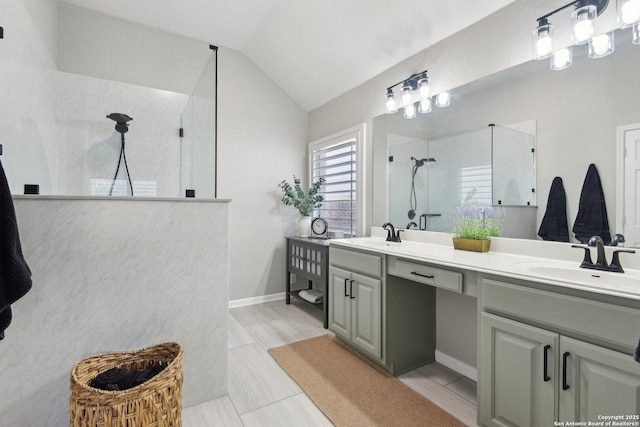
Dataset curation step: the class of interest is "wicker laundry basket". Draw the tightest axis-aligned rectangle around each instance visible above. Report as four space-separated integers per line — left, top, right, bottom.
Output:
70 342 183 427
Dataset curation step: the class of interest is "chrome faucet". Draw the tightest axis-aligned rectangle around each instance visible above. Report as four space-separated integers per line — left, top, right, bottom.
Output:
572 234 635 273
382 222 402 242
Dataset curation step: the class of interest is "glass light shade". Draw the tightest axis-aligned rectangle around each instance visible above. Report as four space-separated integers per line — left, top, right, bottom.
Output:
436 92 450 107
588 32 615 58
419 98 432 114
417 77 430 99
550 47 573 70
533 23 554 59
401 84 413 107
619 0 640 26
385 90 397 114
404 103 416 119
634 21 640 44
571 5 596 45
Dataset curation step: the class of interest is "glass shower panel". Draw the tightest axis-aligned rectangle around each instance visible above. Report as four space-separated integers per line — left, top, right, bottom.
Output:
388 138 428 228
181 52 217 198
426 128 492 232
492 126 535 206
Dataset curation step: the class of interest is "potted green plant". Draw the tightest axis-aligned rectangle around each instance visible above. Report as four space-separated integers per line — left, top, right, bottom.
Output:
451 206 505 252
279 176 325 237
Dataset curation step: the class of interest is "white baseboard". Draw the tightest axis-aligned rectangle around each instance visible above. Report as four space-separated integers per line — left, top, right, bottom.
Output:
435 350 478 382
229 292 286 309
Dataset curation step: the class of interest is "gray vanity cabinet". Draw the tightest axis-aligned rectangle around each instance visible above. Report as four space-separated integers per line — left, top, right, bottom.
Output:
480 278 640 426
480 312 558 427
559 336 640 422
481 312 640 426
329 248 383 360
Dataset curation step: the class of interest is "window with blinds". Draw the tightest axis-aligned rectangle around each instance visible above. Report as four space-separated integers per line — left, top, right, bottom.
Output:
459 165 492 206
309 128 362 237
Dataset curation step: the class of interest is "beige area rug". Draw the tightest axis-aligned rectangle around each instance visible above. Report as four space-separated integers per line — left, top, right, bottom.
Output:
268 334 465 427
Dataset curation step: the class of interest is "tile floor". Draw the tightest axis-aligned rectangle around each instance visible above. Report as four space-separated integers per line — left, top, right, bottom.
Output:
182 299 478 426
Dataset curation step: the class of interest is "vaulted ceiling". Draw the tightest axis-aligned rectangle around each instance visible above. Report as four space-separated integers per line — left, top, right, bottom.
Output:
57 0 517 111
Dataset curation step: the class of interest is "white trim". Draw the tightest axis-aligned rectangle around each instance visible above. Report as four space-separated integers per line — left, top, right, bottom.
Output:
228 292 285 309
308 123 367 237
435 349 478 382
616 123 640 236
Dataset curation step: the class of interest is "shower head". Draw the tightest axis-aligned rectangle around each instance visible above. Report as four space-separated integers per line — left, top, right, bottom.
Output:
411 157 436 167
107 113 133 134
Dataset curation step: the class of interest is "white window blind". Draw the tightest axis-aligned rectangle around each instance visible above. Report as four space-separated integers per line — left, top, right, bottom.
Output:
459 165 492 206
309 126 364 237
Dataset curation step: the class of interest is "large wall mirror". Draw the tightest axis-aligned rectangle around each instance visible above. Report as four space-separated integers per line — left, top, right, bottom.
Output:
372 28 640 243
385 122 536 238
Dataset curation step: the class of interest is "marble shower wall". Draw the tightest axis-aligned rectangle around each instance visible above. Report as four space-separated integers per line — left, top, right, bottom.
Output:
0 0 59 194
2 0 192 197
56 72 189 197
1 197 230 426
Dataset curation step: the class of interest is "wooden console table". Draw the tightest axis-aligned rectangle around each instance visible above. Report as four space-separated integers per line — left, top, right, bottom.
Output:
285 236 330 328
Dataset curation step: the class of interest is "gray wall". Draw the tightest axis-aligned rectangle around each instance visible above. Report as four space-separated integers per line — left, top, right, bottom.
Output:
57 4 211 94
217 47 309 301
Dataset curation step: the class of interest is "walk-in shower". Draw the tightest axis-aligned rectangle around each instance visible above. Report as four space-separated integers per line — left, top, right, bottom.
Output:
388 125 535 233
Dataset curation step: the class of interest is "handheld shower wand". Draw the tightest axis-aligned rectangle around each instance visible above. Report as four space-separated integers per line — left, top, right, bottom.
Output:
106 113 134 196
408 157 436 219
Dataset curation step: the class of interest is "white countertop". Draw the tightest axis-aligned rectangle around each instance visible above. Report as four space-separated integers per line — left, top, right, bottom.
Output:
330 230 640 302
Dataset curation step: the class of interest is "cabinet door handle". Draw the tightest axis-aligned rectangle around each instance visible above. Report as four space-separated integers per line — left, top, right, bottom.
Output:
562 351 570 390
349 280 354 299
543 345 551 382
344 279 349 297
411 271 434 279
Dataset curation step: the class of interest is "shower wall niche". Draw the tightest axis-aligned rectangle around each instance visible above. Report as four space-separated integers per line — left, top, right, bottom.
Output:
388 125 536 236
1 1 216 198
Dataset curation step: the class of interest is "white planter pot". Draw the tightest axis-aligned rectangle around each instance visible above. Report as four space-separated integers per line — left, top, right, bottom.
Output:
297 216 311 237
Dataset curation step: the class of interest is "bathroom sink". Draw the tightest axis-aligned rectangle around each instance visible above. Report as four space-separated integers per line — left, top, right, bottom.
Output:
513 262 640 294
341 238 401 250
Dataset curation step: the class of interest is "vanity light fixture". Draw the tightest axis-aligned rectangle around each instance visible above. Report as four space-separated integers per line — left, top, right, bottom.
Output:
404 103 417 119
435 92 451 108
385 88 398 114
588 31 615 56
571 4 597 45
620 0 640 26
533 0 639 71
419 97 432 114
551 46 573 70
384 69 448 119
401 83 413 107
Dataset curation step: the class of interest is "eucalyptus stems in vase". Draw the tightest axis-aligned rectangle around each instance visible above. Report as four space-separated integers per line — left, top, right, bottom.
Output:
279 176 325 236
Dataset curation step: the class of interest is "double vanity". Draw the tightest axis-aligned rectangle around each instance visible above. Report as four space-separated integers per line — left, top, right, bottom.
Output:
328 228 640 426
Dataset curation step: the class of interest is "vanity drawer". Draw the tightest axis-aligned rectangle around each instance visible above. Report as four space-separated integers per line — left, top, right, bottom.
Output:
482 278 640 352
388 257 462 293
330 247 383 278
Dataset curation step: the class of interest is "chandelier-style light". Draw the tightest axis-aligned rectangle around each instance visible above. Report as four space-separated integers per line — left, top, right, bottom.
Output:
384 70 450 118
533 0 639 70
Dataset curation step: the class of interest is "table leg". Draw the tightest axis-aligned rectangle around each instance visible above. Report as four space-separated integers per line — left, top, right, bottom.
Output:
286 271 291 304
